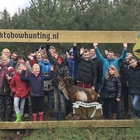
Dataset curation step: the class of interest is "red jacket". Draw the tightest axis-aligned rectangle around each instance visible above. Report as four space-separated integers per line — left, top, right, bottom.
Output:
10 73 29 98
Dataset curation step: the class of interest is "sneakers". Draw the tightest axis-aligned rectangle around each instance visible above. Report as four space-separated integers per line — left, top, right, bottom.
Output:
24 113 29 118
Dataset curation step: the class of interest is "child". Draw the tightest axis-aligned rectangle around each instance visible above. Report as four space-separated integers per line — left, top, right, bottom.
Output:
20 63 54 121
10 64 30 122
98 65 121 119
40 55 53 116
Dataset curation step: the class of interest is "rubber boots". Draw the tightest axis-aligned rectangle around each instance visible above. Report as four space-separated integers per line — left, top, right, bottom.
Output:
15 113 21 122
39 112 43 121
33 113 37 122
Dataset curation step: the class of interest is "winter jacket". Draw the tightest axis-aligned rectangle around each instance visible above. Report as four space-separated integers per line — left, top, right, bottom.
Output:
90 55 103 83
73 46 97 87
67 58 78 80
20 70 53 97
95 47 127 80
47 51 69 87
125 62 140 95
40 59 52 74
0 65 11 95
98 76 122 99
119 60 129 86
10 73 29 98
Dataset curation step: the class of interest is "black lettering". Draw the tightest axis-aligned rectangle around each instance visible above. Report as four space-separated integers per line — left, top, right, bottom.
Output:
15 33 18 38
11 32 14 38
0 32 3 38
46 34 50 41
24 32 28 38
33 34 37 38
4 32 6 38
53 33 59 39
7 33 10 38
41 34 46 39
18 33 24 38
29 34 32 38
37 32 40 38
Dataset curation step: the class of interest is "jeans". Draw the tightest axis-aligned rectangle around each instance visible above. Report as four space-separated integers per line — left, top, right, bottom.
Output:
14 97 26 115
130 95 140 117
54 86 65 114
44 91 53 109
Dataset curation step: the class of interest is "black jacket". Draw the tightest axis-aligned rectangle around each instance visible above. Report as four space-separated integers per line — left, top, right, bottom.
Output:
73 46 97 87
126 62 140 95
98 76 122 98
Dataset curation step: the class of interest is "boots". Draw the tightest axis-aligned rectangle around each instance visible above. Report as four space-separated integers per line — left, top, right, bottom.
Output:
54 112 58 120
112 113 117 120
33 113 37 121
15 113 21 122
39 112 43 121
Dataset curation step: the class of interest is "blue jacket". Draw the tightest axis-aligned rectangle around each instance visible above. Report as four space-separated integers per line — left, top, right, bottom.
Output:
67 58 78 80
95 47 127 80
20 70 53 97
40 59 52 74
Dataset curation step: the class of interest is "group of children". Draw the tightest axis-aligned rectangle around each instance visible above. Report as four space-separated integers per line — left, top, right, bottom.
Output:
0 51 54 122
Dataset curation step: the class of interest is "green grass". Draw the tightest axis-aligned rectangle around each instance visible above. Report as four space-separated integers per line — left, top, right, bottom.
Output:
1 121 140 140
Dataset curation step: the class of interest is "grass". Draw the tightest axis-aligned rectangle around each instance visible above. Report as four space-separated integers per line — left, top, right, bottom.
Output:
0 121 140 140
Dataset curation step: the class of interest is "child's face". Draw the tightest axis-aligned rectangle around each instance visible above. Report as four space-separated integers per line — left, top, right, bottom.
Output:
18 67 22 74
10 71 15 75
129 59 137 68
83 52 90 61
33 66 40 74
108 68 115 75
43 58 49 62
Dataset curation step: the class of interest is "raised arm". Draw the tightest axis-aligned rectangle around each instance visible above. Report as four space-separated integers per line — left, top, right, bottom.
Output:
119 43 127 60
93 43 105 64
73 43 82 63
20 66 29 81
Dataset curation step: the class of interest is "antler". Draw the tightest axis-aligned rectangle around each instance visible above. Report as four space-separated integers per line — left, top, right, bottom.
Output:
63 76 74 87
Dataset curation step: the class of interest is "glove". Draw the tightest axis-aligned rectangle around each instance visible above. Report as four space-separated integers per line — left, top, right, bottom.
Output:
46 44 50 52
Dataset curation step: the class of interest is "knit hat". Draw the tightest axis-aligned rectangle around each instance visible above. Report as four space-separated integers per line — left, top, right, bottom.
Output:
8 67 15 73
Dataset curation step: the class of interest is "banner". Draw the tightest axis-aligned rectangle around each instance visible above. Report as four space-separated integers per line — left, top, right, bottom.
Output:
0 29 139 43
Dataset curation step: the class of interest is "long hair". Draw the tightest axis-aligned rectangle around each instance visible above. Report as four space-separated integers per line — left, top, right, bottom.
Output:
105 65 120 79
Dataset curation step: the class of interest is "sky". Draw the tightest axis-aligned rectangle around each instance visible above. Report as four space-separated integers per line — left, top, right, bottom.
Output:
0 0 30 16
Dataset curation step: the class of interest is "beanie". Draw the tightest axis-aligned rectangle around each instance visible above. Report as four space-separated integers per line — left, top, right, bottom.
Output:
8 67 15 73
57 57 63 63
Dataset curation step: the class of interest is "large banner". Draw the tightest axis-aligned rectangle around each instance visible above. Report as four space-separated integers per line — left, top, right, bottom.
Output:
0 29 139 43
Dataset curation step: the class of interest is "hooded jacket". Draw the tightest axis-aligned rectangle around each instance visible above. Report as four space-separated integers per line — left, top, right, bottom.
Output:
20 70 53 97
10 73 29 98
47 51 69 87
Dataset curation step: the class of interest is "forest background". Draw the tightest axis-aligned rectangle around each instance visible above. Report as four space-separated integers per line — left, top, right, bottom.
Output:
0 0 140 57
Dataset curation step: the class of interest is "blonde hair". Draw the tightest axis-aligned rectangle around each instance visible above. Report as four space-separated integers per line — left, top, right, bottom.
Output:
2 48 10 53
32 63 40 72
0 55 9 64
105 65 120 79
